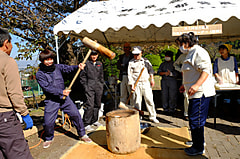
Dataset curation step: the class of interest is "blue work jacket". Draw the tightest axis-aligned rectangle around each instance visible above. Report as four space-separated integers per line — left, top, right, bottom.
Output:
36 64 78 100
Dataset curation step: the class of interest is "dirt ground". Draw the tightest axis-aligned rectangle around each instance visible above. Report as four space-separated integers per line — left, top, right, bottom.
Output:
28 128 80 159
26 93 240 159
27 107 106 159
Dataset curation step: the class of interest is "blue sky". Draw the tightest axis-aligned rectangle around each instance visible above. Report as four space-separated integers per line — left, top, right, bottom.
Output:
10 34 39 69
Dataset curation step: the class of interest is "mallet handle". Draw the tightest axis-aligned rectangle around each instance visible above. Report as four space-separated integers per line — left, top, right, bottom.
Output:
63 49 92 100
126 67 145 104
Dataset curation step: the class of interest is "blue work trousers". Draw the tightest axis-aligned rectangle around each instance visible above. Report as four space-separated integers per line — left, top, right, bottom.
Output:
188 95 211 151
44 96 85 141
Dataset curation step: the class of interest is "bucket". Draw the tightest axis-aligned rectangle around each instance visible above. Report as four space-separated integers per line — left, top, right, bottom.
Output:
106 109 140 154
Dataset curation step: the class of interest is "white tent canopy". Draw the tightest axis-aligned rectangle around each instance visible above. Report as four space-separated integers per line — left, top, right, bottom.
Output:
54 0 240 46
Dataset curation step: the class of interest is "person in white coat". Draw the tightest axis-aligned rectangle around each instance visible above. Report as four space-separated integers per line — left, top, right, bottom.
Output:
213 44 239 85
175 32 216 156
128 46 159 123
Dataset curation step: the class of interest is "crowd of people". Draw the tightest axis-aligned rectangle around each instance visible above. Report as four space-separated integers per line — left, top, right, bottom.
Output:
1 27 239 157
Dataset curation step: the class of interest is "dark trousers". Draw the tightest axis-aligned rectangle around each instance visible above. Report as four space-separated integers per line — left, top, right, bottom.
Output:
44 96 85 141
0 111 33 159
161 78 177 112
189 95 211 151
83 88 103 127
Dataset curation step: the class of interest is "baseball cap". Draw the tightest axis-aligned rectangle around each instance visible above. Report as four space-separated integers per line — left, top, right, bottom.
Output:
132 46 142 54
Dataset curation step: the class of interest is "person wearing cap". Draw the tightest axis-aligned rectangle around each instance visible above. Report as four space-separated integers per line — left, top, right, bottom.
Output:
157 51 178 114
0 28 33 159
128 46 159 123
80 50 104 131
213 44 239 85
36 49 92 149
117 42 133 104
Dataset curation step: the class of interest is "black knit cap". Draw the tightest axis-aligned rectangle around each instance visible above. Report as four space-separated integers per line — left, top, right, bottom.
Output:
90 50 98 55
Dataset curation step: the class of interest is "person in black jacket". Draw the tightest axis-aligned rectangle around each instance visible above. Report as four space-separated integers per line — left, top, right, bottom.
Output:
157 51 178 114
80 50 104 131
117 42 133 104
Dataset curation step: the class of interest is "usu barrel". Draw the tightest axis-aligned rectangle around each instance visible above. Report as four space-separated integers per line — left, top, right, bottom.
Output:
106 109 140 154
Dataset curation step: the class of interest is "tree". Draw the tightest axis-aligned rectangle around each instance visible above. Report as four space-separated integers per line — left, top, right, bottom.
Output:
0 0 93 64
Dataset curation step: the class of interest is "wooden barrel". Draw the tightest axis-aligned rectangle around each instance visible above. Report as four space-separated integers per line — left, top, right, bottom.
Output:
106 109 141 154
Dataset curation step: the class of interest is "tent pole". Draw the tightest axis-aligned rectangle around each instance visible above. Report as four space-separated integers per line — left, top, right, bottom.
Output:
55 35 60 64
102 32 117 109
55 35 65 124
102 32 110 48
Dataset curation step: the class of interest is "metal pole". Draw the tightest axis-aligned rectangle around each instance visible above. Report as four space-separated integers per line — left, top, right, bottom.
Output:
55 35 60 64
55 35 64 123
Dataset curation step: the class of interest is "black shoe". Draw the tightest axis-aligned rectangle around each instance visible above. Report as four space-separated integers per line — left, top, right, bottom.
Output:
184 147 204 156
169 111 175 116
163 110 169 115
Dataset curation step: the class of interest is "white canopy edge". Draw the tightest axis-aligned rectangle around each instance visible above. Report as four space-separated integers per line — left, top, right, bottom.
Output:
53 0 240 35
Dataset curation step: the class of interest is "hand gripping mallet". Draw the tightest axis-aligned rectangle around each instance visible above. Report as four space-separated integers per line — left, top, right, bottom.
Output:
118 67 145 116
63 37 116 99
63 49 92 100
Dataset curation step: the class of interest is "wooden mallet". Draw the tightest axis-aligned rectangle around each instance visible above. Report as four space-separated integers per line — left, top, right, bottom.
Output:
118 67 145 116
63 37 116 99
63 49 92 100
82 37 116 60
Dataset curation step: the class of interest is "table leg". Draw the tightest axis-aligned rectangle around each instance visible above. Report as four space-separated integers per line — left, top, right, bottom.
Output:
214 95 217 128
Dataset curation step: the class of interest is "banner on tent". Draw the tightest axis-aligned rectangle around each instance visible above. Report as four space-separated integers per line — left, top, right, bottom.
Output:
172 24 222 36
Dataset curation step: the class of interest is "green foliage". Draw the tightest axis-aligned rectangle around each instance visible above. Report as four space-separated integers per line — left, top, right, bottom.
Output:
142 45 178 73
226 40 240 50
159 45 178 61
144 54 161 72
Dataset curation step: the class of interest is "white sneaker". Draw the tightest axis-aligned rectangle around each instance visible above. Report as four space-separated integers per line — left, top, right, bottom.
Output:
43 139 54 149
150 118 159 123
85 125 95 131
93 121 102 127
80 134 92 143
